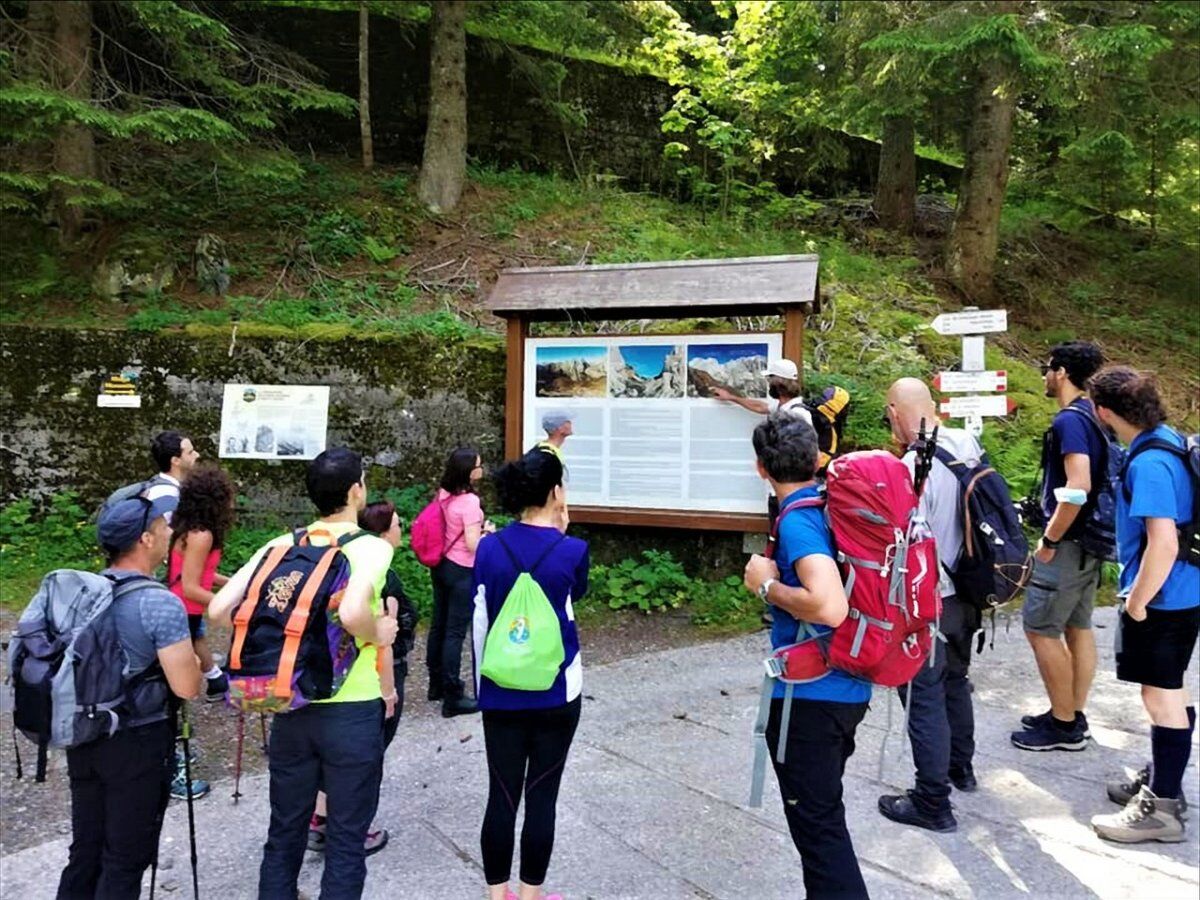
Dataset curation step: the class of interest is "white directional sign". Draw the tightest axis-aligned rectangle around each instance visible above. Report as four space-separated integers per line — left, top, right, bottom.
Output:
934 370 1008 393
929 309 1008 336
939 394 1013 418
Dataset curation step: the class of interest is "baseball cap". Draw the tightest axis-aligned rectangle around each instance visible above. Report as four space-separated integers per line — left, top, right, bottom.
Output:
542 410 573 433
766 359 799 380
97 495 175 554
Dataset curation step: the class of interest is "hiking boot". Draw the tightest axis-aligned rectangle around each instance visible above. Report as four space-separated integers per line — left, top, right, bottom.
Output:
1107 766 1189 819
1021 709 1091 739
307 814 327 851
949 766 978 793
364 828 389 856
1010 719 1087 752
170 772 210 801
428 683 445 702
205 671 229 703
442 696 479 718
1092 786 1186 843
877 792 957 833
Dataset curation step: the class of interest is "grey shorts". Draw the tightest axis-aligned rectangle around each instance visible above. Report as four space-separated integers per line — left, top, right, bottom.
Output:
1022 541 1102 637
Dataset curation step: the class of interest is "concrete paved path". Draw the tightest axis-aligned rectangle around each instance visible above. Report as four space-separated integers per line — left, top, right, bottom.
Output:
2 606 1197 898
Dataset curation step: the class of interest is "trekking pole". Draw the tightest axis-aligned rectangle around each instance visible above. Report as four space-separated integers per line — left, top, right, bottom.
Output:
180 703 200 900
910 417 939 498
233 710 245 805
260 711 269 755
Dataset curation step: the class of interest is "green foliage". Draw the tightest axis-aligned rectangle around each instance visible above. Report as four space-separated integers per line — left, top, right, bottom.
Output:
590 550 692 612
0 493 104 605
307 211 368 263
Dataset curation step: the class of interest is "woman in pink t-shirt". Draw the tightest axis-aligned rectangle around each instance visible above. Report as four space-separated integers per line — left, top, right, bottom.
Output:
427 446 494 716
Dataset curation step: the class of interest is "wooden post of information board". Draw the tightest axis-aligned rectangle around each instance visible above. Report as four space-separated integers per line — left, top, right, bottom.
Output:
504 315 528 461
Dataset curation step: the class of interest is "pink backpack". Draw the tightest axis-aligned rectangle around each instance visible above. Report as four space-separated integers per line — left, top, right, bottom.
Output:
410 494 461 568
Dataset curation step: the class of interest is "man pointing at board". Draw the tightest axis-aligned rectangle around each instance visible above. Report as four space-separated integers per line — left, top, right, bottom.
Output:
713 359 813 425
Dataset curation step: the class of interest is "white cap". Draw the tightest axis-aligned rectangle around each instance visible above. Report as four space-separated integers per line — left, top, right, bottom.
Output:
766 358 799 380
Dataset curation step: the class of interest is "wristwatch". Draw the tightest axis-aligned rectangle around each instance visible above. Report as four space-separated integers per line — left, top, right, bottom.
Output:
758 578 777 602
1041 534 1062 549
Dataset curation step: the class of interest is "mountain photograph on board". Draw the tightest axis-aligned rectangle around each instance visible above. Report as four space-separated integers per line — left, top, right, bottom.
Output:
609 344 685 399
535 345 608 397
686 343 769 398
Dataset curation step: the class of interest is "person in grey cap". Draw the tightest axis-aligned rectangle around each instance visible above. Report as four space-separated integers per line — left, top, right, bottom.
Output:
536 410 573 464
713 358 812 424
56 496 203 899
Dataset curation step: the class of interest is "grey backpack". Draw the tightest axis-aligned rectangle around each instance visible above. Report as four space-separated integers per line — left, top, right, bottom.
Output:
101 473 174 514
9 571 170 781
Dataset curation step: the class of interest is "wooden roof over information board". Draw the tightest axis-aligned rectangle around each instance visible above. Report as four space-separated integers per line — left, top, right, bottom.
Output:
486 254 820 321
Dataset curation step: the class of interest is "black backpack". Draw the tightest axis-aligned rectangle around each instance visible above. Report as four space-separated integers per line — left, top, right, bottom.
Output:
934 448 1033 611
1120 431 1200 569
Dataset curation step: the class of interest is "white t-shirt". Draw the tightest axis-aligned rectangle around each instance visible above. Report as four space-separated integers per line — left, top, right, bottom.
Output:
143 474 181 523
768 396 813 425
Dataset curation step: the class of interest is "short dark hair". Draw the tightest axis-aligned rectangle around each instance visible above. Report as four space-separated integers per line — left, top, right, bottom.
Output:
151 431 188 473
1049 341 1105 390
358 500 396 535
1088 366 1169 430
494 450 563 515
753 415 819 483
305 447 363 516
440 446 480 495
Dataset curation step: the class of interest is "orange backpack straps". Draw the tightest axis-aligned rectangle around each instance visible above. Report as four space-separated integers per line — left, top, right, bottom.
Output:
230 543 291 670
272 546 340 700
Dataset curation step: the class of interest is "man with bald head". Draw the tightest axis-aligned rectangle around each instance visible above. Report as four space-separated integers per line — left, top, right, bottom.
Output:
876 377 985 833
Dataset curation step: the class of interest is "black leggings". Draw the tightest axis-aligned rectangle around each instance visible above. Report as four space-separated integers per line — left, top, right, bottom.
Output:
481 698 581 887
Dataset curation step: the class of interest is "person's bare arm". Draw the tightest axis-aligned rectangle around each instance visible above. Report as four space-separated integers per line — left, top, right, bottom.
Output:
463 521 483 552
338 574 398 647
180 531 216 609
713 387 769 415
744 553 849 627
209 555 259 624
1125 518 1180 620
1043 453 1092 541
158 638 203 700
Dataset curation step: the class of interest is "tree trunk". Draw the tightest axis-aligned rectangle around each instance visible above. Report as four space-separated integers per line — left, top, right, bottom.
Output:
416 0 468 214
948 55 1017 300
358 1 374 171
874 114 916 233
45 0 97 243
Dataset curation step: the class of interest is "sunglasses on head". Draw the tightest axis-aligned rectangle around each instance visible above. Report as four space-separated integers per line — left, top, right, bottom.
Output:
1040 363 1055 375
134 495 154 534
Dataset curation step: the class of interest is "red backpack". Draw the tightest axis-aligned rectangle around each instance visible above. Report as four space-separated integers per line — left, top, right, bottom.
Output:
409 493 462 568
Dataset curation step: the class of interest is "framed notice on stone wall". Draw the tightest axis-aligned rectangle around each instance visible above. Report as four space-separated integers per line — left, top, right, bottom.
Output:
522 333 784 514
219 384 329 461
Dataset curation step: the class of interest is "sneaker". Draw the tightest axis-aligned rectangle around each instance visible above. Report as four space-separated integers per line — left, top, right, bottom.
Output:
1092 785 1186 843
442 696 479 718
949 766 978 793
175 747 201 769
877 792 957 833
205 671 229 702
307 814 326 852
1107 766 1190 819
364 828 389 856
170 772 211 801
1021 709 1091 739
1010 720 1087 752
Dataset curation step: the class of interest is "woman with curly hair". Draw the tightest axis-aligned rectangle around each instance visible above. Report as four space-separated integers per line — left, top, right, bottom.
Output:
168 465 236 705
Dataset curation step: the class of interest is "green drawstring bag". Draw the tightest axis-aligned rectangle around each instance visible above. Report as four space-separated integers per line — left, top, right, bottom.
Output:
480 534 566 691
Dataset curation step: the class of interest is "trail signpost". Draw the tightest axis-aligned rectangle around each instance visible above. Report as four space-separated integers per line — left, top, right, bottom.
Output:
930 307 1009 437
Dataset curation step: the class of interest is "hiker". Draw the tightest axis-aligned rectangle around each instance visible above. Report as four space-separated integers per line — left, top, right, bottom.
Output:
1013 341 1108 752
876 378 984 833
472 449 587 900
1087 367 1198 843
308 500 418 856
713 358 813 424
56 496 204 899
209 448 399 900
164 466 238 802
426 446 494 717
145 430 201 516
535 410 573 465
742 415 870 900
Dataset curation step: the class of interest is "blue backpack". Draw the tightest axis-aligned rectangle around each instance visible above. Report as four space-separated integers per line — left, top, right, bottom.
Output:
1053 405 1124 562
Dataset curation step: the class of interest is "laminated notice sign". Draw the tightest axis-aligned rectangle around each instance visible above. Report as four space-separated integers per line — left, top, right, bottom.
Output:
523 333 784 515
97 368 142 408
219 384 329 460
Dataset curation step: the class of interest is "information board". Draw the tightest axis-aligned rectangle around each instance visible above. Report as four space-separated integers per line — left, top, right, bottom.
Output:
219 384 329 461
523 334 784 514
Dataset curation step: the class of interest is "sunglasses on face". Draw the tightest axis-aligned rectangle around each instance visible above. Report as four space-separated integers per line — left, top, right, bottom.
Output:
1040 364 1054 375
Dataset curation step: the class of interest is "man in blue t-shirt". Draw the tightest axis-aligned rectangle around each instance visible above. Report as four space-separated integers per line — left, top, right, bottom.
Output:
1014 341 1107 752
743 415 869 900
1087 367 1198 844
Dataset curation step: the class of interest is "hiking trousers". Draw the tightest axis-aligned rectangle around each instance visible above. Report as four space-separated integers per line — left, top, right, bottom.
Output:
258 700 384 900
898 596 978 813
765 698 869 900
427 558 475 696
481 697 582 886
57 720 174 900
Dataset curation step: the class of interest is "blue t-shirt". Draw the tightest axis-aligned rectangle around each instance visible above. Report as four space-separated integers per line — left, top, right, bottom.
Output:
1042 399 1108 540
1117 425 1199 611
471 522 589 711
770 486 872 704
